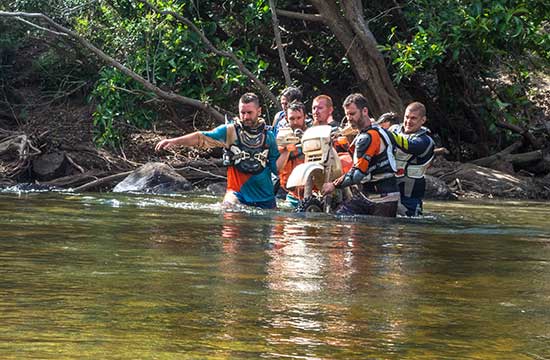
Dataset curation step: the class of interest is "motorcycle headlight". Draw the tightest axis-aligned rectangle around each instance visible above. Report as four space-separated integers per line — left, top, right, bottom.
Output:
302 138 321 152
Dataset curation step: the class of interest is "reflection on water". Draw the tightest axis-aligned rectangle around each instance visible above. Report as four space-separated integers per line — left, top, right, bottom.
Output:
0 191 549 359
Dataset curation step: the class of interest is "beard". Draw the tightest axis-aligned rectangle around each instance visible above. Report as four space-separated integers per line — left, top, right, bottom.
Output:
241 117 258 126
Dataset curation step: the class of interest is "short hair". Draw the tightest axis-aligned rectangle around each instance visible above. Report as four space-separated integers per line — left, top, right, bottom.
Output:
377 112 400 125
343 93 368 110
287 101 306 116
313 95 333 108
280 87 302 102
406 102 426 117
239 92 260 107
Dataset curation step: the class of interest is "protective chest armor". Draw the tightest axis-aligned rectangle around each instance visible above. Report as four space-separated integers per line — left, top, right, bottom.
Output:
352 125 396 181
226 123 269 175
394 126 434 179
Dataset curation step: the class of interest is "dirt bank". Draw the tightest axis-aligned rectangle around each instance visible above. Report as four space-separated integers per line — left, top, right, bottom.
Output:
2 96 549 201
2 41 549 198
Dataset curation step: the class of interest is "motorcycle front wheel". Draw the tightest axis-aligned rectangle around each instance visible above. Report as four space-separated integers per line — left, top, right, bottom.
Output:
295 197 323 212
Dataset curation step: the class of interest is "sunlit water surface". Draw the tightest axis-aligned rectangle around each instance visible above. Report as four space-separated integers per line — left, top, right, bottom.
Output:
1 191 549 359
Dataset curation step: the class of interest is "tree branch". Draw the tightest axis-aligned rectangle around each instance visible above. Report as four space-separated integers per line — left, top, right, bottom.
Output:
14 16 69 36
136 0 278 106
275 9 324 22
0 10 225 123
268 0 291 86
174 166 227 180
496 119 541 149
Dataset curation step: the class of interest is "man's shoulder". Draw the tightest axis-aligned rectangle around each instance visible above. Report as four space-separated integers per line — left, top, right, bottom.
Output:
202 124 228 134
265 128 277 143
418 126 433 137
388 124 402 133
328 119 340 129
410 128 434 145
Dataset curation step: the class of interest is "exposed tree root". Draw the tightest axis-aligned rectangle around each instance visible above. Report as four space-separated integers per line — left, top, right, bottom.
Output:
0 132 41 178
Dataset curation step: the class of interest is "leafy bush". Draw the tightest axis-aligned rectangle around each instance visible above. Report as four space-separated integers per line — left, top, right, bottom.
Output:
381 0 550 156
91 67 157 148
384 0 549 82
78 0 275 147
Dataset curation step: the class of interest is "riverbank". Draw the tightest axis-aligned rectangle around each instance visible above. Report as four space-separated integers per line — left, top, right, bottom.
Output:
1 108 550 201
2 37 549 199
1 62 549 199
0 95 549 198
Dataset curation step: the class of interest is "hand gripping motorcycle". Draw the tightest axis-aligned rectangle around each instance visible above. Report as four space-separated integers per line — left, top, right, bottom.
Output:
284 125 354 212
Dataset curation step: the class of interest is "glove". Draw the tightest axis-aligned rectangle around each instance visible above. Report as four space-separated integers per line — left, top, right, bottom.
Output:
278 143 297 153
286 143 297 152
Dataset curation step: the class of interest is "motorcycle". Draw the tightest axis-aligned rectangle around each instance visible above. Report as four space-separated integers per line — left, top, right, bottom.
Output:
282 125 355 213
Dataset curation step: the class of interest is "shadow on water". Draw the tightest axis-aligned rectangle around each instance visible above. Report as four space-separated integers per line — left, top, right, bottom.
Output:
0 189 549 359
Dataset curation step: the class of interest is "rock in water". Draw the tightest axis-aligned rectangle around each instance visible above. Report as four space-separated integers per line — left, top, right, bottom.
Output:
113 162 192 194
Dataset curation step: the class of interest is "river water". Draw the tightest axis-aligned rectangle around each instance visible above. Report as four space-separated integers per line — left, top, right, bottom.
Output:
0 191 549 359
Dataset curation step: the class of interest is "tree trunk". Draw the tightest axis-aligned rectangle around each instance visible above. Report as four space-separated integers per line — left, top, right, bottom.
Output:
309 0 402 116
470 141 523 167
269 0 292 87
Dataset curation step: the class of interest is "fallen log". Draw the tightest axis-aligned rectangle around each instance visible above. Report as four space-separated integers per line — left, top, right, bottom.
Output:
496 120 541 149
526 154 550 174
470 141 523 168
0 134 41 177
63 157 227 192
41 170 105 188
428 157 550 199
0 177 16 188
508 150 544 166
471 147 543 168
72 171 133 192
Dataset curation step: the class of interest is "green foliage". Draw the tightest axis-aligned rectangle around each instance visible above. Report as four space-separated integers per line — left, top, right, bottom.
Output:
0 29 19 88
381 27 445 83
4 0 549 155
0 23 22 62
91 67 157 148
31 46 94 94
384 0 549 83
380 0 550 153
5 0 90 23
75 0 276 147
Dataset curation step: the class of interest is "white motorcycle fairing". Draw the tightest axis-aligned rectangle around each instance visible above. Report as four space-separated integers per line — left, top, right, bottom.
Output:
286 162 324 189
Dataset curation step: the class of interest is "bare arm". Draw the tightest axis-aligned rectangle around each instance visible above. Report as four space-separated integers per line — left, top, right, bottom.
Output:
276 148 290 172
275 144 297 172
155 132 202 152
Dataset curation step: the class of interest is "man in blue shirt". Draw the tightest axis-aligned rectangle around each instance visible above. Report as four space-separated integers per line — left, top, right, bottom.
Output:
155 93 280 209
272 87 303 136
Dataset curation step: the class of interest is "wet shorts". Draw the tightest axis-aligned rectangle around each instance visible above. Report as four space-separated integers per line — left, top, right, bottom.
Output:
234 192 277 209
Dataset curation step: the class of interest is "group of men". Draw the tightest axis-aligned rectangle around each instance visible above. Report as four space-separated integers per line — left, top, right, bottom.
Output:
155 89 434 218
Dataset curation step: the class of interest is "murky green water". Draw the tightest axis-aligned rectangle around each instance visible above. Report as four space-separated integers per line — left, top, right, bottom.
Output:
1 191 549 359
